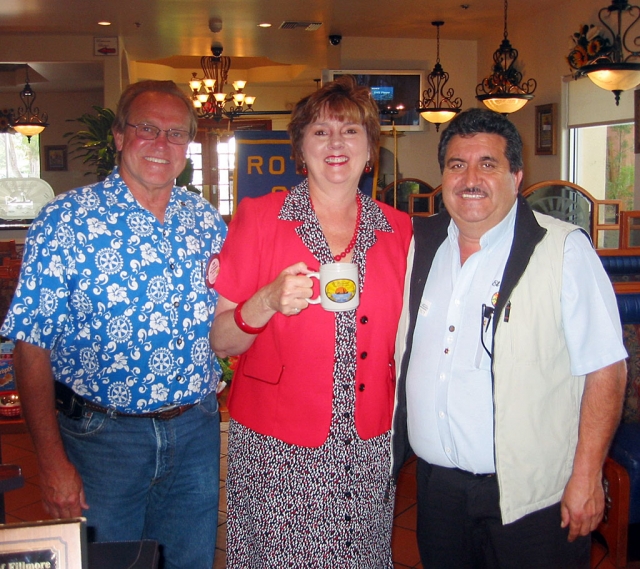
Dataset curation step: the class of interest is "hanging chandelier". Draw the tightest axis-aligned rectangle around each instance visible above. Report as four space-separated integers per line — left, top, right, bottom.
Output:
567 0 640 106
11 66 49 142
476 0 537 114
417 21 462 132
189 45 256 121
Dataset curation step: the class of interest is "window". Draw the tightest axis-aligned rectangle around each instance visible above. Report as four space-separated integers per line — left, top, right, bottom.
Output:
190 119 271 219
186 141 203 190
569 123 634 210
567 76 635 207
216 136 235 216
185 134 235 216
0 133 41 178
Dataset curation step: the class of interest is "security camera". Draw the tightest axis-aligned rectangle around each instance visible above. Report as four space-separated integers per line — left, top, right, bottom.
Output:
329 34 342 46
211 44 223 58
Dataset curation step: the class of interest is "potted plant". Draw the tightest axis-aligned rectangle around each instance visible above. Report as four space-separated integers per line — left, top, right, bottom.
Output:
64 106 117 181
217 356 237 422
217 355 237 392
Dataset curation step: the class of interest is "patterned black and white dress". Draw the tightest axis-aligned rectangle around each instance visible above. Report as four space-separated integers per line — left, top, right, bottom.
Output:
225 183 396 568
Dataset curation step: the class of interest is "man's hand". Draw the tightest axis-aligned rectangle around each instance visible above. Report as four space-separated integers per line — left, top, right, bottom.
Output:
562 360 626 541
38 458 88 519
13 341 89 519
560 471 604 541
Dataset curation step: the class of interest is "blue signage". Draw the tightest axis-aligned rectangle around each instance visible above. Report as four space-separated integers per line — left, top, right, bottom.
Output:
234 132 303 211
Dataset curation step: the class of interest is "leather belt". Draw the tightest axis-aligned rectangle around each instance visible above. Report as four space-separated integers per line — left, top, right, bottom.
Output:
81 398 195 420
453 467 496 479
55 381 196 421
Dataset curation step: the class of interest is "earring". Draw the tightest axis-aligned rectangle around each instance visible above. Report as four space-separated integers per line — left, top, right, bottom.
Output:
364 161 372 174
302 162 308 176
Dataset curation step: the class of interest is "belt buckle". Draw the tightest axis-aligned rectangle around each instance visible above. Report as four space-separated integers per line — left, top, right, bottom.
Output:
155 405 183 421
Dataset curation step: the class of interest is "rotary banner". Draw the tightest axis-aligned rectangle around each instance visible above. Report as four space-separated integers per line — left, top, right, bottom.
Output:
234 131 303 212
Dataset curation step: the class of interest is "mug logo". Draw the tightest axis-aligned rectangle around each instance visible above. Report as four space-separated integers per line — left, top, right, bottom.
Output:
325 278 357 303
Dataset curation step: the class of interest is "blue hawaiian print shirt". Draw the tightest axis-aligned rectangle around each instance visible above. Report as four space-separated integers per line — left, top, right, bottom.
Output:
1 168 227 412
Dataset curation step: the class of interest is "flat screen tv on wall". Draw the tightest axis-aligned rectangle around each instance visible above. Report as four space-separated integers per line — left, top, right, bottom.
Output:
321 69 424 131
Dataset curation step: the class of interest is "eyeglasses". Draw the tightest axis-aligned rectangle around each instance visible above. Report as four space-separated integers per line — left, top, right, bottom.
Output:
125 123 191 145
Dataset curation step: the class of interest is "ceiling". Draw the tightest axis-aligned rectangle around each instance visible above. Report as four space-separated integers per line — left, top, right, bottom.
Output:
0 0 560 93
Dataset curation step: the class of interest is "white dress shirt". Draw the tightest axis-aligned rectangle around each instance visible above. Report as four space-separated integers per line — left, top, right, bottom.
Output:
406 201 627 474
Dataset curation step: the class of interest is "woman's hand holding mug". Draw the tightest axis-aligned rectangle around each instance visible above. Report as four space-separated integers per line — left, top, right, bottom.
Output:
308 263 359 312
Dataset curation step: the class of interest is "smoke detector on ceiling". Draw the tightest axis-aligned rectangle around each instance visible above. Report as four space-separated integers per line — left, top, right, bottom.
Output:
209 17 222 33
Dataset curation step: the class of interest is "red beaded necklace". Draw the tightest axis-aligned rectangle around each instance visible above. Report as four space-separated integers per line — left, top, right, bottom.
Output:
319 193 362 262
310 192 362 261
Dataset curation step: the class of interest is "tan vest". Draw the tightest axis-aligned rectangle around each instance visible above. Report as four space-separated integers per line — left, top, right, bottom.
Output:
493 213 584 524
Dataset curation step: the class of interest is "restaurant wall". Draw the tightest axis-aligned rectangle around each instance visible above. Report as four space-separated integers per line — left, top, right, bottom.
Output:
0 34 119 110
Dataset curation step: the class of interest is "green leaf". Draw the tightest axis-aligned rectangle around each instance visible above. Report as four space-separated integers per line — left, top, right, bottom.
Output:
64 106 117 180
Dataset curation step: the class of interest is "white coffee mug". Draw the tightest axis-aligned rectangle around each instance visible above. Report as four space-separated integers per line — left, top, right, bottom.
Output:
308 263 359 312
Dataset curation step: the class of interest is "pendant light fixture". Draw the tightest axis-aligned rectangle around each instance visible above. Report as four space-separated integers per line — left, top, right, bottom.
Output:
189 45 256 121
417 21 462 131
476 0 537 114
11 66 49 142
568 0 640 106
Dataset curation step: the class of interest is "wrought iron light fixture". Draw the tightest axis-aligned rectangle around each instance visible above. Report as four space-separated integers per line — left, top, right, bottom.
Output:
568 0 640 106
189 45 256 121
476 0 537 114
417 21 462 131
11 66 49 142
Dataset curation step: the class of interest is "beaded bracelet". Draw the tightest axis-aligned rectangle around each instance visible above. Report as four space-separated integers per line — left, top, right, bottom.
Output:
233 300 267 334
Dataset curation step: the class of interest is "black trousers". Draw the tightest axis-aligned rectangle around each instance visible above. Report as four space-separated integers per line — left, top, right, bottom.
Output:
416 459 590 569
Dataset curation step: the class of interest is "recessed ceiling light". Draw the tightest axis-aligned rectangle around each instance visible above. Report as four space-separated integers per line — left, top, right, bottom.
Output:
258 22 272 28
98 21 111 26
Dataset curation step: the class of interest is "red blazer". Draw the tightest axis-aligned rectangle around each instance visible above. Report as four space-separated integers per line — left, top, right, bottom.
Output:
215 190 412 447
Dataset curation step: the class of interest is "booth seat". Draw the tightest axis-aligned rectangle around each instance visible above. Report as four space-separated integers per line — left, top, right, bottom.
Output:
601 255 640 277
600 253 640 528
611 424 640 526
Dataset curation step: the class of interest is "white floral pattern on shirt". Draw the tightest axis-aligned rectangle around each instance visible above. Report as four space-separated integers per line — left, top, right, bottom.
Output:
1 168 227 412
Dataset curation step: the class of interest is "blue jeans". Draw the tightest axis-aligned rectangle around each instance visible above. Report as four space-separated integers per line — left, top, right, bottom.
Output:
58 391 220 569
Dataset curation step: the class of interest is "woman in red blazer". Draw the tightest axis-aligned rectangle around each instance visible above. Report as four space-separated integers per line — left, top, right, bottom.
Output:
211 76 412 568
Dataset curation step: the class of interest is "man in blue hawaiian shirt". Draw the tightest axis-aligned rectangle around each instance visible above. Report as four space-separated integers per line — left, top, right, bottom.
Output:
1 80 227 569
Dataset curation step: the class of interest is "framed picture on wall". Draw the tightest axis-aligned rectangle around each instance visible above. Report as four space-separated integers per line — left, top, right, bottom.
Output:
44 145 68 171
535 104 556 156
